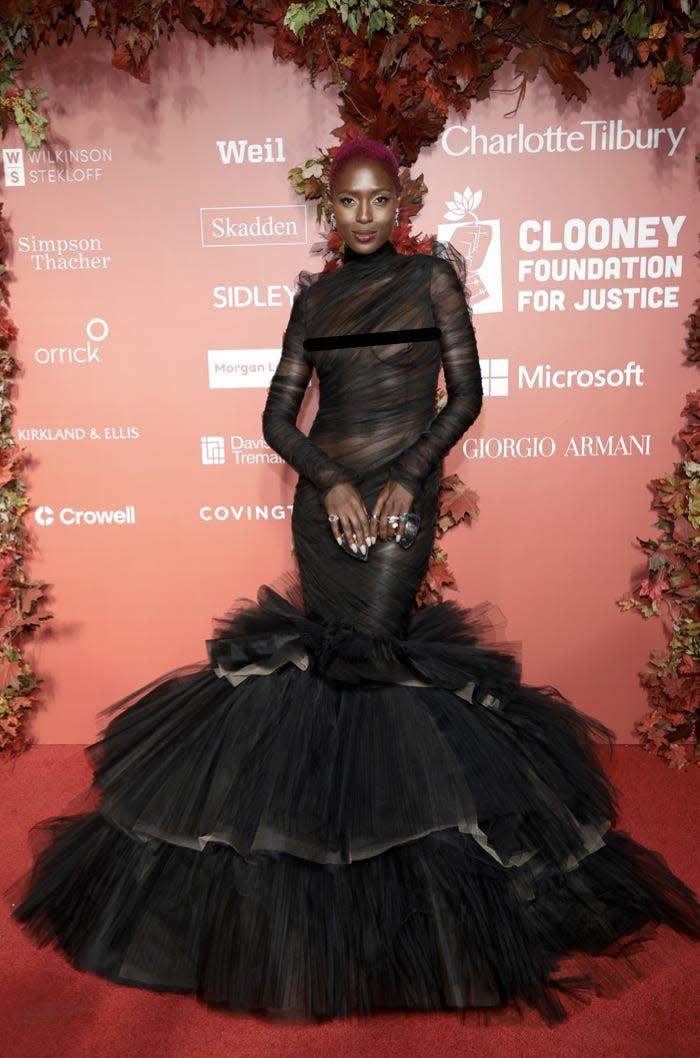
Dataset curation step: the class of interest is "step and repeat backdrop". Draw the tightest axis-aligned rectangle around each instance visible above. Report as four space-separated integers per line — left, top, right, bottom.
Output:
3 33 698 742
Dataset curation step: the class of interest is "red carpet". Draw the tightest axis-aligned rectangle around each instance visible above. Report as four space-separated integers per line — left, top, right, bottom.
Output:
1 745 698 1058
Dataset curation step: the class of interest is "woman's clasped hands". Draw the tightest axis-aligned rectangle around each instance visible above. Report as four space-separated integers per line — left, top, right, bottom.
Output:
324 481 415 555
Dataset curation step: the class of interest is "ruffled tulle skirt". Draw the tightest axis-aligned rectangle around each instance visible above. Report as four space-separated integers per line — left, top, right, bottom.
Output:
11 586 700 1022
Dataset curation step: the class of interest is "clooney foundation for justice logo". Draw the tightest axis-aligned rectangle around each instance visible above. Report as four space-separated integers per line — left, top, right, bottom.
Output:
436 188 503 314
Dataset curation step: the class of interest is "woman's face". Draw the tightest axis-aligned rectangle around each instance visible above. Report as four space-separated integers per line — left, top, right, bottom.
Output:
331 158 398 255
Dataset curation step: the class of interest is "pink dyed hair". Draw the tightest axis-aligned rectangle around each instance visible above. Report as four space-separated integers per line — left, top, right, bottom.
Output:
328 139 401 194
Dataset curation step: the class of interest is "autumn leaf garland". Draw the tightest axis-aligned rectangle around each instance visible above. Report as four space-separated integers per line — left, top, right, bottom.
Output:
0 3 698 155
0 204 51 753
619 264 700 768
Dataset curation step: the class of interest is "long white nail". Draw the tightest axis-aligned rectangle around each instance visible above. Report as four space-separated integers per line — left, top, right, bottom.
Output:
336 537 343 546
395 534 401 542
360 544 367 555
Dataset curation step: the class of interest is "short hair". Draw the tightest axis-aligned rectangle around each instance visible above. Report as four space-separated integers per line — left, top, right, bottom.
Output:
328 138 401 195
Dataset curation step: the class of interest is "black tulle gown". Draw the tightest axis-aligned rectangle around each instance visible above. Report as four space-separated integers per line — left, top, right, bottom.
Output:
12 241 700 1022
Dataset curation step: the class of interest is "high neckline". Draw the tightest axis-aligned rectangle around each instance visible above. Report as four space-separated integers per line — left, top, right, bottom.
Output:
342 240 398 266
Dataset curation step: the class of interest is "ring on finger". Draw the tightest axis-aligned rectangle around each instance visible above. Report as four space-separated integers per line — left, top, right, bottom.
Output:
328 514 340 523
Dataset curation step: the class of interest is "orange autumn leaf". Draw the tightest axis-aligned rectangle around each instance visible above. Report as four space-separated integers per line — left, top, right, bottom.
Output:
648 21 667 41
657 85 685 118
192 0 229 23
112 43 151 83
515 46 545 80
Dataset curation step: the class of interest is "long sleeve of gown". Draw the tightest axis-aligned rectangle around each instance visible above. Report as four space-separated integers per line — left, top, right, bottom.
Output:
262 289 353 496
388 256 483 493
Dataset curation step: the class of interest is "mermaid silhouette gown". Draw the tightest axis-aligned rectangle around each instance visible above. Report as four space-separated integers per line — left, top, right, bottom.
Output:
12 241 700 1021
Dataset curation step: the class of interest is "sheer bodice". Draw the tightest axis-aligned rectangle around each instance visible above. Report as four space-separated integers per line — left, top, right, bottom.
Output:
262 242 483 632
263 241 482 494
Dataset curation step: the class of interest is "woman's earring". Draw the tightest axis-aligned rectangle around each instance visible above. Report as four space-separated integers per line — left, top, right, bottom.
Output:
394 207 400 225
329 211 336 229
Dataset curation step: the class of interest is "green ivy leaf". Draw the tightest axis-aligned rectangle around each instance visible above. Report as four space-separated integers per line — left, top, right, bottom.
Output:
367 9 385 41
347 8 361 34
623 10 649 41
284 1 328 40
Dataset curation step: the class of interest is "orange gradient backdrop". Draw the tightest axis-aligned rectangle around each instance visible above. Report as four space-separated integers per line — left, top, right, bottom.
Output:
2 32 698 742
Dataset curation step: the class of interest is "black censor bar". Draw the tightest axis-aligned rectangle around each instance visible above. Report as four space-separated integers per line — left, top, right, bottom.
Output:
303 327 441 353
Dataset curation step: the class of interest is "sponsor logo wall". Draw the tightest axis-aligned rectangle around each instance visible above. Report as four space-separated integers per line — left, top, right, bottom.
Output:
5 33 698 742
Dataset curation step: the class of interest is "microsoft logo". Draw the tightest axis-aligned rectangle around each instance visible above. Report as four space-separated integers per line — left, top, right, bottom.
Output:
480 358 509 397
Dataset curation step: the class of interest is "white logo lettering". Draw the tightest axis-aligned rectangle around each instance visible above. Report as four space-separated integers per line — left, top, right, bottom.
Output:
17 147 112 186
34 504 135 526
34 317 109 366
215 137 285 165
212 285 295 309
208 350 282 389
480 359 509 396
478 358 644 396
2 147 25 186
18 426 139 442
200 205 307 248
518 361 644 389
18 234 110 272
199 504 293 522
463 437 557 459
35 505 55 526
564 435 652 457
519 216 685 253
517 216 685 313
201 436 226 465
442 121 686 159
463 435 652 460
436 187 503 315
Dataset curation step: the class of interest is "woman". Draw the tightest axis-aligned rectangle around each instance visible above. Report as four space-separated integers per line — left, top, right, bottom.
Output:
12 139 700 1023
